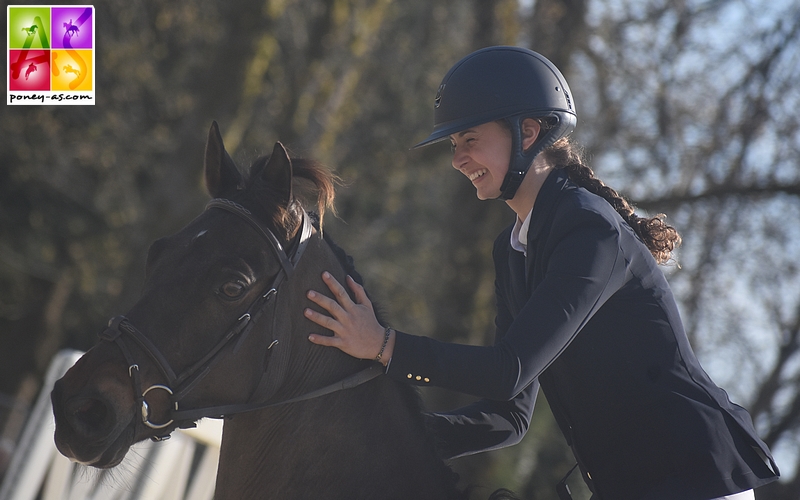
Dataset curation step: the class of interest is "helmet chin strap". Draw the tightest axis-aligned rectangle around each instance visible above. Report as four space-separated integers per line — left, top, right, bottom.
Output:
497 113 574 201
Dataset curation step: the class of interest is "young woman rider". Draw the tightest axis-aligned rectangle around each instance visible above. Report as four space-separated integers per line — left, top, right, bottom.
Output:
304 46 779 500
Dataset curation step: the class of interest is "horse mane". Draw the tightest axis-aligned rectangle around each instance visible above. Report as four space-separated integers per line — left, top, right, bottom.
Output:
243 154 339 241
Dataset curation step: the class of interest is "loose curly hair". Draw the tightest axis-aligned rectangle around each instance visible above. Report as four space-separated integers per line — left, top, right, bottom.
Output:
542 138 681 264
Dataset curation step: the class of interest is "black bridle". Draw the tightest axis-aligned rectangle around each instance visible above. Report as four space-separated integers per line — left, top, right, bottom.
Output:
99 198 382 440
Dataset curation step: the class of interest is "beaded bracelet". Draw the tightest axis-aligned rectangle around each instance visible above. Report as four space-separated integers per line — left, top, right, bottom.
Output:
375 326 392 362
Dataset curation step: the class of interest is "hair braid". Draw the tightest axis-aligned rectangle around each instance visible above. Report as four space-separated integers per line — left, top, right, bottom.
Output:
543 139 681 264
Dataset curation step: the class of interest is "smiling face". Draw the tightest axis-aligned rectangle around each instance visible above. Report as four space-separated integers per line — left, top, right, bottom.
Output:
449 121 512 200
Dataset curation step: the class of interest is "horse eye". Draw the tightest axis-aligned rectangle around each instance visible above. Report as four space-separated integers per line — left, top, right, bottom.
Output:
219 281 247 299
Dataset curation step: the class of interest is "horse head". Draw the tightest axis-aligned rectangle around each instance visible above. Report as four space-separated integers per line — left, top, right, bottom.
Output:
51 122 360 468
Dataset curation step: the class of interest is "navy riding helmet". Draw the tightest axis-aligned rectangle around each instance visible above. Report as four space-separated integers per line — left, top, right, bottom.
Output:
414 46 577 201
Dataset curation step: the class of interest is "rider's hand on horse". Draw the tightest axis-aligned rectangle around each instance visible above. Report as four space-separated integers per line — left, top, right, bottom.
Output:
306 273 395 366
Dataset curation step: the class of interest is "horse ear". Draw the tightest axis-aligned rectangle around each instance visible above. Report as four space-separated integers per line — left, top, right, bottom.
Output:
259 141 293 207
204 121 243 197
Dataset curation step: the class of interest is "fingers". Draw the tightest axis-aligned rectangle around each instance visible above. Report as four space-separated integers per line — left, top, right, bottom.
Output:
306 288 344 318
305 271 384 360
307 331 340 348
347 275 371 307
304 272 352 335
307 273 371 315
303 305 339 330
304 303 344 347
321 271 353 306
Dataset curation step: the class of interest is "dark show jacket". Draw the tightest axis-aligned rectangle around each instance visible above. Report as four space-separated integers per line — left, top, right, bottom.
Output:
387 169 779 500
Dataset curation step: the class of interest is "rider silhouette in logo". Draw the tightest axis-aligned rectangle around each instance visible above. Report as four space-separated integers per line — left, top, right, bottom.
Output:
63 19 79 37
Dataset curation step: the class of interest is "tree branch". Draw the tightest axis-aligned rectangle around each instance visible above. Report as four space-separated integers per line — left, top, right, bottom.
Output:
634 181 800 212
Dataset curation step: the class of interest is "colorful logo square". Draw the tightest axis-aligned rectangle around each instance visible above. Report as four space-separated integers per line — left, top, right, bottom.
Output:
51 7 93 49
51 49 92 91
9 50 50 90
7 5 95 105
8 7 51 49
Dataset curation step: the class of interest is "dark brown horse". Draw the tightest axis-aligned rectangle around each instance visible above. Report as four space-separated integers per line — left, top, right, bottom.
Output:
50 122 467 499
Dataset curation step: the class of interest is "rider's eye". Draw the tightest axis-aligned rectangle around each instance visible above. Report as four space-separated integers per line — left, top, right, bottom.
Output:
219 281 247 299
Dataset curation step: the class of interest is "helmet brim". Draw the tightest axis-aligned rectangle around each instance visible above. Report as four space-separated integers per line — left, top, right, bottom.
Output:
411 108 511 149
411 116 491 149
412 132 450 149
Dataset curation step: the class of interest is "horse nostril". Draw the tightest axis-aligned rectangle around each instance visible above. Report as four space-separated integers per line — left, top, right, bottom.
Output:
65 397 111 436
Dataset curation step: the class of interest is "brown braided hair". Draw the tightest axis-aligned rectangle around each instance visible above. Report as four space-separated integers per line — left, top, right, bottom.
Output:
541 138 681 264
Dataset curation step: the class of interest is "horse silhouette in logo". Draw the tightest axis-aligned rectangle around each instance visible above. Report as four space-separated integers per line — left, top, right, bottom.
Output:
63 64 81 78
25 63 37 80
21 25 38 36
63 20 79 37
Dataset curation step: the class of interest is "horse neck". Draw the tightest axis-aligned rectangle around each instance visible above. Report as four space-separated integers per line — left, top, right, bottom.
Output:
213 234 462 498
214 375 463 500
259 241 368 402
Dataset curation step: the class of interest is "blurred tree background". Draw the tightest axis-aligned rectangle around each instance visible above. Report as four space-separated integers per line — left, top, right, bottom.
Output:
2 0 799 498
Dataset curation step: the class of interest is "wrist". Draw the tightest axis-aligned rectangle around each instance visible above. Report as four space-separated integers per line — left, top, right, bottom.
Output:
375 327 395 366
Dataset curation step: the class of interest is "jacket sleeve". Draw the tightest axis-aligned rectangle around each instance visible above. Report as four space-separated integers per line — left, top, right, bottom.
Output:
421 273 537 459
424 379 539 460
387 204 629 400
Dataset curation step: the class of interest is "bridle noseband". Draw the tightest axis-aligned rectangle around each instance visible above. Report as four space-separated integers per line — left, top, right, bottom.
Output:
98 198 382 440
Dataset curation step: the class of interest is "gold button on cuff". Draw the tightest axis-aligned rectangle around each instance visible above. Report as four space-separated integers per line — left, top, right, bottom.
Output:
407 373 413 379
424 378 430 383
415 375 422 381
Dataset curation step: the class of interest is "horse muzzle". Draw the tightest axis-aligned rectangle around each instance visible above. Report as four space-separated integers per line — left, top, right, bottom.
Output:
51 373 136 468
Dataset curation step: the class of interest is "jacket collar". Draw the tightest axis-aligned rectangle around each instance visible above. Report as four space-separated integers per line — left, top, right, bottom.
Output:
526 168 570 245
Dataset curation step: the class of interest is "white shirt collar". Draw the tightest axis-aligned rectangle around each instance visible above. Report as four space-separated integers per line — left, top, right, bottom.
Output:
510 209 533 256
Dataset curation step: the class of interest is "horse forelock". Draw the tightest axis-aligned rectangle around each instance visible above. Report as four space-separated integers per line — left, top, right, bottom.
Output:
241 154 339 243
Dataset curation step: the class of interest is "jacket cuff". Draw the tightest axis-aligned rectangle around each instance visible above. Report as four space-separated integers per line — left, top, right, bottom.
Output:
385 330 435 386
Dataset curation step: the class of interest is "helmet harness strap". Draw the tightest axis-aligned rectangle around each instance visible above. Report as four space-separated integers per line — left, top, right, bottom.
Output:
498 113 567 201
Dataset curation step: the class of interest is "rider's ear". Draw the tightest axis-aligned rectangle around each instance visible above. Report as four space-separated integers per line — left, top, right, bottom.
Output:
204 121 243 198
520 118 541 151
256 142 293 208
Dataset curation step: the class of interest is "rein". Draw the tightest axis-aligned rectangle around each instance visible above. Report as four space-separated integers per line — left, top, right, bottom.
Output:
99 198 383 439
